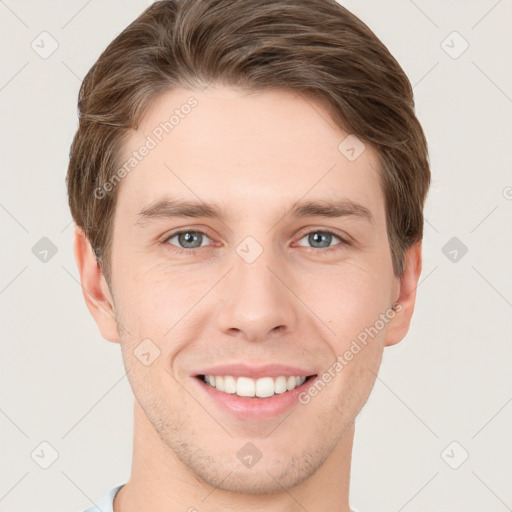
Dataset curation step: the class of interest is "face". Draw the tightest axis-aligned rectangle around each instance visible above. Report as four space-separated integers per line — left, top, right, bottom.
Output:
78 84 420 493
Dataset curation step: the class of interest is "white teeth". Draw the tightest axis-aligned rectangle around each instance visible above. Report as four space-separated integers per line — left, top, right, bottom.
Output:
255 377 275 398
202 375 308 398
224 375 237 394
274 376 288 394
237 377 256 397
215 375 225 392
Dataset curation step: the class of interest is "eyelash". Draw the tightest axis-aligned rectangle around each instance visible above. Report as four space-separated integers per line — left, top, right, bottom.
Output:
162 228 350 256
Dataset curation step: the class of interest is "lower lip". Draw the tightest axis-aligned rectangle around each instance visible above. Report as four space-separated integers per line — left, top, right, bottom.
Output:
192 375 317 421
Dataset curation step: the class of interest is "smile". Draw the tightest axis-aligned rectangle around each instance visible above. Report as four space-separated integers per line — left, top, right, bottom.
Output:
198 374 316 398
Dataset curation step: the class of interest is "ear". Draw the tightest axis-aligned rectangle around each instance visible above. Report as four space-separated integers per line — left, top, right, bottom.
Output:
73 225 120 343
384 242 423 347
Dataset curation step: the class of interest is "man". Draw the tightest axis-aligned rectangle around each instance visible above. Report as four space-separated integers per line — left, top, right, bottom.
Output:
67 0 430 510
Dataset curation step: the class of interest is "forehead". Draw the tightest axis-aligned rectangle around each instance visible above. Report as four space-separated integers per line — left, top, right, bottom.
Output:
114 85 384 221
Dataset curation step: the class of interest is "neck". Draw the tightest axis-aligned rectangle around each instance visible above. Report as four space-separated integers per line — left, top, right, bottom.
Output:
114 400 354 512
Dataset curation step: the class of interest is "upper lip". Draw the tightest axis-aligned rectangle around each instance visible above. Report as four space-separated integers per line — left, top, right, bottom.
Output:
193 364 317 379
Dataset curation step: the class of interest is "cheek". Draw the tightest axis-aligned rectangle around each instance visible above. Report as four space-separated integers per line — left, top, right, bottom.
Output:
297 258 394 337
115 260 189 318
112 264 209 368
304 266 390 413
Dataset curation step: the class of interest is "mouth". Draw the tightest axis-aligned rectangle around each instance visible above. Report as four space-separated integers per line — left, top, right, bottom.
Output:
195 373 317 399
190 363 319 420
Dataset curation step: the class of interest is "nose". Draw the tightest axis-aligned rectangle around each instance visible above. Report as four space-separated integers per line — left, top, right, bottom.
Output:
216 246 298 342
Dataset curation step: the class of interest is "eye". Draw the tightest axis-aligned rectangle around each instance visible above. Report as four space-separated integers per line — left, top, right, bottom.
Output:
162 228 349 256
296 229 348 253
164 229 212 254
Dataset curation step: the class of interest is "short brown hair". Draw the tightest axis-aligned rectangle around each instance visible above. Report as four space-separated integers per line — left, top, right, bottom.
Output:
66 0 430 286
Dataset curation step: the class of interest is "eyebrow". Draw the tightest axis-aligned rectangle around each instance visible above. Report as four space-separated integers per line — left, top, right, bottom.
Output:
135 197 374 225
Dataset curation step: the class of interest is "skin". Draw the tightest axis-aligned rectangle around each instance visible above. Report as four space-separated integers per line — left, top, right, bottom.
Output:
74 84 422 512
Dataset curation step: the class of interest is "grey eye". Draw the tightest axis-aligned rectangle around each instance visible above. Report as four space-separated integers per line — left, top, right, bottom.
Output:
166 230 210 249
297 230 342 249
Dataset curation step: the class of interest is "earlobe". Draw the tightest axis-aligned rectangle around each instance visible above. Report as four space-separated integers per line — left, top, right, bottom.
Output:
73 226 120 343
384 242 423 347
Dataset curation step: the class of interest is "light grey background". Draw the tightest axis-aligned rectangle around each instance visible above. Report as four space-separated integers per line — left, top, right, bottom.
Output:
1 1 511 511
